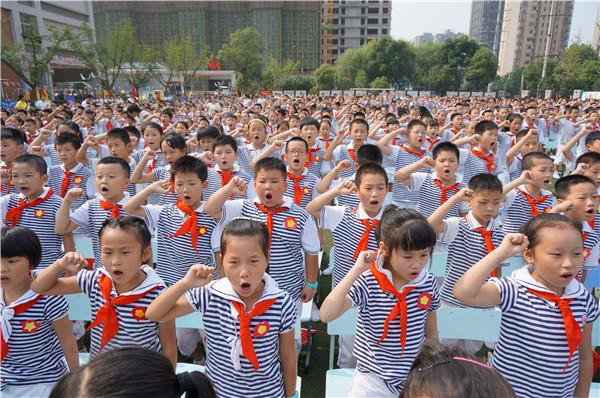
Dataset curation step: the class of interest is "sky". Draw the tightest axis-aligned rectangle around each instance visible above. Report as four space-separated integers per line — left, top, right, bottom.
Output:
390 0 599 45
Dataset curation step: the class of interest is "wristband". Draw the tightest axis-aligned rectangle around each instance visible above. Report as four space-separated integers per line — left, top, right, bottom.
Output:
286 392 298 398
305 281 318 289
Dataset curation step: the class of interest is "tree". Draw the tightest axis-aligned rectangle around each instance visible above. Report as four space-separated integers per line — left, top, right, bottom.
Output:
354 69 368 88
335 47 369 89
218 27 264 95
365 36 415 88
413 42 444 89
283 75 314 91
178 35 208 94
490 67 525 96
263 58 299 90
124 42 159 93
464 47 498 90
370 76 389 89
522 59 557 95
552 44 600 93
157 38 182 93
313 63 336 90
1 27 70 99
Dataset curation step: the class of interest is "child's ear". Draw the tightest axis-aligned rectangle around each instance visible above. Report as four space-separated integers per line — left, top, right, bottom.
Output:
142 245 152 264
378 241 387 256
556 198 563 204
41 174 49 185
523 247 534 265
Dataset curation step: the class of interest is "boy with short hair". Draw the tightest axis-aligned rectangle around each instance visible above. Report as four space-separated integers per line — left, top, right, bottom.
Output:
204 134 254 199
505 128 539 181
323 118 371 180
0 127 25 196
442 113 464 141
299 117 328 177
560 126 600 173
283 137 320 208
461 121 501 185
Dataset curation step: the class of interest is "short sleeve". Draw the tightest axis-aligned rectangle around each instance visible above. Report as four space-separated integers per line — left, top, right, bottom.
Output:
0 194 11 224
347 272 370 310
408 172 428 192
458 148 469 165
585 290 600 323
488 277 518 312
70 199 91 228
278 294 298 334
185 285 211 315
301 216 320 255
428 278 441 312
77 269 100 298
503 189 518 209
44 295 69 321
319 205 346 231
220 199 245 223
438 217 460 243
143 204 163 231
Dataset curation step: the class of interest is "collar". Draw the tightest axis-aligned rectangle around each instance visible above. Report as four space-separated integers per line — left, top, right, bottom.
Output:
583 221 593 233
215 163 240 173
373 252 428 290
97 192 130 205
98 265 165 296
465 211 497 231
517 184 551 197
60 162 83 173
431 171 462 184
286 167 308 177
253 196 293 208
0 289 39 308
512 266 585 299
471 147 493 155
355 202 384 220
18 186 52 200
178 201 205 214
209 273 286 308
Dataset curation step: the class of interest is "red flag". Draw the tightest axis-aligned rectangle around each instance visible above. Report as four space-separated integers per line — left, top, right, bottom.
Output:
131 82 137 103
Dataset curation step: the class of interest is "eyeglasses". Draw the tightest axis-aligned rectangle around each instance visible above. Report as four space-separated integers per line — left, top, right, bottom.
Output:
412 130 428 136
417 356 492 372
287 150 307 155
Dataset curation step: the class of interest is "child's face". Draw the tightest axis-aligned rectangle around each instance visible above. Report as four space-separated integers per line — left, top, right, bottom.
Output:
468 189 502 225
586 139 600 154
198 138 214 153
479 128 499 152
357 173 387 215
581 163 600 188
173 171 206 207
509 118 522 132
175 124 188 137
434 150 459 180
12 162 47 198
527 158 554 189
128 133 140 147
225 117 237 128
284 141 308 172
0 139 24 164
451 115 463 127
350 124 368 146
100 228 150 285
290 118 299 129
143 127 162 150
319 122 331 137
0 255 31 289
380 245 430 283
213 144 237 171
301 125 318 147
254 169 286 207
56 143 78 165
407 126 426 148
198 119 208 129
589 113 599 123
248 122 267 147
161 142 186 165
95 163 129 199
23 121 35 133
498 108 508 120
221 236 268 299
160 114 171 126
107 137 132 159
559 182 598 222
517 134 539 155
525 108 537 120
482 112 494 121
426 125 439 139
524 227 583 294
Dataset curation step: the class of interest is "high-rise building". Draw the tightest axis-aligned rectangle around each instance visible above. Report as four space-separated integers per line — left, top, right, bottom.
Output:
593 3 600 52
498 0 573 76
434 29 464 43
321 0 391 65
93 1 321 71
414 32 433 46
469 0 504 55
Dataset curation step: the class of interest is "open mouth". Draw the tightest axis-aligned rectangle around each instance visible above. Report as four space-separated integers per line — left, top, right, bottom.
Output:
409 272 419 279
293 159 300 164
265 193 273 200
0 276 9 282
542 179 551 185
254 135 260 140
559 272 573 281
369 200 379 206
240 282 251 293
586 208 595 216
489 141 496 147
113 270 124 277
100 186 109 193
443 168 450 175
183 195 191 201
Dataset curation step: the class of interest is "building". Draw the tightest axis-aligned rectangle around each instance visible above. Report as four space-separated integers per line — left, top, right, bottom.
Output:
414 32 433 46
498 0 573 76
593 3 600 52
469 0 504 55
1 1 94 98
93 1 321 72
321 0 391 64
433 29 464 43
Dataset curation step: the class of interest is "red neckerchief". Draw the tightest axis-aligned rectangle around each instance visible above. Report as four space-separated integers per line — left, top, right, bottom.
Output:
401 145 425 158
305 147 321 167
99 199 121 219
60 170 74 198
254 203 288 247
0 295 42 364
473 223 498 277
219 170 234 187
433 179 460 204
352 207 378 259
5 189 54 227
166 199 202 252
287 172 305 205
426 137 440 151
515 187 549 217
146 157 157 173
319 137 332 150
470 149 495 173
347 148 356 161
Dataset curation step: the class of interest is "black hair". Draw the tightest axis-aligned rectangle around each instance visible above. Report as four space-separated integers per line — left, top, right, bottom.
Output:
106 128 131 145
143 122 164 136
450 113 462 121
254 157 286 179
585 131 600 146
14 154 47 175
212 134 238 153
49 347 216 398
221 218 269 260
300 117 320 131
223 112 237 120
160 109 174 118
374 205 437 254
277 120 289 132
171 155 208 183
124 125 142 139
55 133 82 150
1 226 42 269
356 144 382 166
97 156 130 177
1 127 25 146
58 121 83 142
355 162 388 186
349 118 369 131
575 151 600 167
286 136 309 152
554 174 596 200
432 142 459 160
175 121 189 130
99 216 152 261
385 117 399 126
160 133 187 151
520 152 552 171
474 121 498 135
126 104 141 114
507 113 523 124
468 173 503 193
520 213 582 252
407 119 426 132
196 126 220 141
515 129 530 140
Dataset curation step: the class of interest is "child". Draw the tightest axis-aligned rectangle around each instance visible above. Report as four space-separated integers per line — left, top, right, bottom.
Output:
204 135 254 200
299 117 327 177
317 118 334 150
442 113 463 141
1 227 78 397
560 127 600 173
146 219 298 398
394 142 467 218
283 137 320 208
461 121 501 185
320 207 440 396
505 129 539 181
1 154 66 268
55 157 135 268
29 122 83 166
428 174 506 307
454 214 599 398
195 126 220 161
237 118 279 175
502 152 556 234
0 128 25 196
323 118 370 180
47 134 93 209
204 158 319 308
32 216 177 364
133 122 165 169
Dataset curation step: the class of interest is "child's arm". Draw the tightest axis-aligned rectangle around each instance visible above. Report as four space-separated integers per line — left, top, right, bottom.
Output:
505 129 537 166
158 320 177 368
322 129 346 161
203 177 247 220
279 330 297 398
574 323 594 398
53 315 79 370
453 233 528 307
266 127 299 144
306 180 356 219
376 127 404 157
146 264 214 322
76 135 95 166
367 120 385 139
55 188 85 235
131 150 158 184
428 188 472 233
316 160 351 194
394 156 434 186
560 126 591 161
424 311 438 341
502 170 533 197
29 128 52 148
123 180 171 219
451 134 479 148
320 251 375 322
31 252 86 295
249 140 284 170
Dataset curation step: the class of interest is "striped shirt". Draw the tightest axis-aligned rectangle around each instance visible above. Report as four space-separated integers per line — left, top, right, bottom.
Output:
390 146 430 203
306 144 326 177
205 164 254 201
0 187 63 269
439 212 506 307
408 172 467 218
89 157 138 197
332 143 360 180
151 165 178 205
47 163 93 209
237 143 281 175
186 274 297 398
216 197 320 301
502 186 555 234
42 144 62 166
284 168 320 209
348 254 440 393
144 202 218 286
490 267 599 398
0 290 69 390
509 156 522 181
460 147 500 185
77 266 165 358
320 204 382 286
582 221 599 278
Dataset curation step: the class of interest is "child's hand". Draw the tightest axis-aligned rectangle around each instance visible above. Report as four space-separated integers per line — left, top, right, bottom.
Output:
29 145 43 154
150 179 171 194
57 251 87 274
0 168 10 179
518 170 535 185
551 200 574 213
270 140 285 152
289 127 300 137
65 188 84 202
336 180 357 195
227 176 247 196
354 250 377 273
182 264 215 289
457 187 474 201
498 120 510 129
572 162 589 175
420 156 435 169
334 129 348 142
335 159 353 171
84 135 97 147
497 233 529 258
526 128 538 138
143 149 157 160
199 151 214 165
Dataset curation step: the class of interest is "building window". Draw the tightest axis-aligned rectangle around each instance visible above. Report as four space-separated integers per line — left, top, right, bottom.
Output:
342 7 346 14
341 39 345 45
20 13 38 36
341 18 345 24
333 18 338 24
368 7 378 14
367 18 378 24
361 28 365 35
367 28 377 35
382 18 388 24
333 8 339 14
383 7 389 13
341 28 345 35
333 39 339 45
333 29 339 34
333 49 338 55
361 7 366 14
382 28 388 35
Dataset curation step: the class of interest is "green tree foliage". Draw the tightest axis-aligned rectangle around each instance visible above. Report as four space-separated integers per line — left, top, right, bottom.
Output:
178 35 208 93
283 75 314 91
157 38 182 92
413 42 444 89
552 44 600 92
218 27 264 95
263 58 299 90
521 59 557 94
354 70 368 87
369 76 389 89
124 42 159 91
491 67 524 95
313 63 336 90
334 47 369 89
464 47 498 90
365 36 415 87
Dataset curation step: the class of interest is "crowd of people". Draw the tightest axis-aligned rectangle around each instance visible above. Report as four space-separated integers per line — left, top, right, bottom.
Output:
1 91 599 397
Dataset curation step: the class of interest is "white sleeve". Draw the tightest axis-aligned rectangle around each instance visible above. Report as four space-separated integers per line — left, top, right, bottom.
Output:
408 172 428 192
503 189 518 209
332 145 343 163
438 217 460 244
70 200 91 227
311 178 321 201
458 148 469 165
0 195 10 225
143 204 163 231
585 241 599 270
220 199 245 223
301 216 320 255
319 205 346 231
245 181 257 201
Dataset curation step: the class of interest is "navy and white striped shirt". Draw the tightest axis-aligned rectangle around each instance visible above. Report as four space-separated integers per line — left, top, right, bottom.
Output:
390 146 430 203
502 185 555 234
332 143 360 180
408 172 467 218
0 290 69 390
47 163 93 209
284 168 319 209
237 143 281 175
306 144 326 177
460 147 500 185
186 274 297 398
205 164 254 201
490 267 599 398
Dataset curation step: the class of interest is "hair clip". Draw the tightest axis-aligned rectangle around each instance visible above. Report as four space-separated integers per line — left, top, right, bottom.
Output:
417 356 491 372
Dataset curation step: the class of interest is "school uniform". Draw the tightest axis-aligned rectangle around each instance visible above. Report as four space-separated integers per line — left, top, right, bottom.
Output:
42 145 62 166
581 221 599 280
144 201 218 286
502 185 555 234
205 164 254 201
0 187 63 269
554 118 578 167
186 273 297 398
441 127 461 142
305 143 327 177
439 211 506 307
489 267 599 398
521 119 548 144
0 289 69 394
389 146 430 204
0 162 16 197
284 168 319 209
77 265 165 358
508 155 522 182
332 142 362 180
407 172 467 218
89 156 138 197
237 143 281 175
347 253 440 396
150 164 178 205
459 147 500 185
47 163 93 209
216 196 320 303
